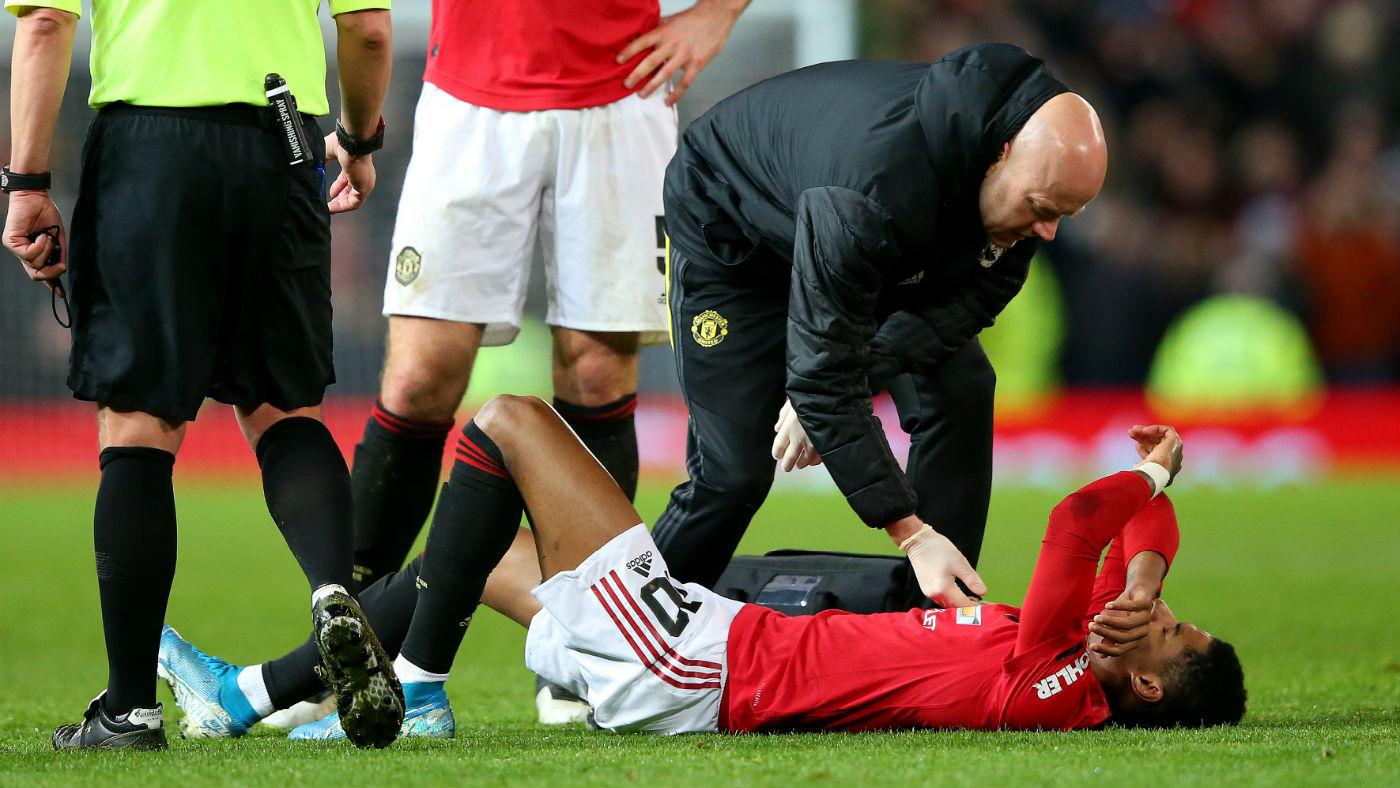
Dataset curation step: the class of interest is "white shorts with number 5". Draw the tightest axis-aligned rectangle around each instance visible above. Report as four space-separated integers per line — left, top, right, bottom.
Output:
383 83 674 347
525 524 744 734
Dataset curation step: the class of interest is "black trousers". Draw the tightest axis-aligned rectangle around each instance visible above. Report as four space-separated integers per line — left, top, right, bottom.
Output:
652 246 995 587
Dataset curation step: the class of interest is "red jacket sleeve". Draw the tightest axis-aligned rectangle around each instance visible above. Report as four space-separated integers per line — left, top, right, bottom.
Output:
1082 494 1181 633
1014 471 1153 658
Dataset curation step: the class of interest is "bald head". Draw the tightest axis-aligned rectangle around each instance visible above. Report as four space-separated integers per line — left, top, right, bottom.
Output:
1016 93 1108 203
979 93 1107 247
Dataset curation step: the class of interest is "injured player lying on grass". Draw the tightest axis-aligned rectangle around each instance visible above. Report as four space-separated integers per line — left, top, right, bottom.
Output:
159 396 1245 740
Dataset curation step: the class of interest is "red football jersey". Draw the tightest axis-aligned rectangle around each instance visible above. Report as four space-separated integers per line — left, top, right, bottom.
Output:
721 473 1180 733
423 0 661 112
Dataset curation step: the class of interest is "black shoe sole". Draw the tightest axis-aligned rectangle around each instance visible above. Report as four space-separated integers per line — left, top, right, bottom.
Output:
315 613 404 749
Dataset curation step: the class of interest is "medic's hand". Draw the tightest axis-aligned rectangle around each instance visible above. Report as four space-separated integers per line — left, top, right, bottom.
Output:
771 399 822 471
897 522 987 608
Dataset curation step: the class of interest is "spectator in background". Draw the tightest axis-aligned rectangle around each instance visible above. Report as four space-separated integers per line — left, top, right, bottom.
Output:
1295 100 1400 381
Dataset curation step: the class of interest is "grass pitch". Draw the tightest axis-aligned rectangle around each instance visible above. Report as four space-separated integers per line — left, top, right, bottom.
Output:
1 474 1397 787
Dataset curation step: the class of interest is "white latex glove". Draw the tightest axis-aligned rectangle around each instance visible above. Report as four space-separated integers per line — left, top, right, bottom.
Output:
771 399 822 471
899 524 988 608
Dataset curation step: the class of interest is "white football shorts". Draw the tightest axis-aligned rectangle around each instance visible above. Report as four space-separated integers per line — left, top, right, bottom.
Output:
383 83 675 347
525 524 745 735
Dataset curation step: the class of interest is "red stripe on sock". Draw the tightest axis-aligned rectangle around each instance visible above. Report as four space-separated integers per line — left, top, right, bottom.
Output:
372 402 454 438
560 397 638 424
455 435 507 477
453 447 509 479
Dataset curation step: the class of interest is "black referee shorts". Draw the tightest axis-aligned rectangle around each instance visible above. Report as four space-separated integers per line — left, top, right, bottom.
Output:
65 103 334 423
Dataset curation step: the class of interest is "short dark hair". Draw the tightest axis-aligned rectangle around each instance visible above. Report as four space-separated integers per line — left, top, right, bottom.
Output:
1114 638 1247 729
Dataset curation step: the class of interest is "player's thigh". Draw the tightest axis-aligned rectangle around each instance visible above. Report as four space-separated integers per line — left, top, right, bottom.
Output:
382 84 548 346
546 93 673 344
550 327 640 405
379 316 487 420
525 524 741 734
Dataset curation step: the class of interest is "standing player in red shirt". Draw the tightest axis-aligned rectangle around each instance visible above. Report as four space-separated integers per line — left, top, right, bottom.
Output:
162 396 1243 740
342 0 750 726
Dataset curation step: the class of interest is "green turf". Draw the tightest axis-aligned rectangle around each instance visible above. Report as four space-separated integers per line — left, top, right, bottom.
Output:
1 476 1398 787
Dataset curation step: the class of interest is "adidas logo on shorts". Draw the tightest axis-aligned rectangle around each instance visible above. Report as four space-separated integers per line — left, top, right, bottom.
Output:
626 552 654 577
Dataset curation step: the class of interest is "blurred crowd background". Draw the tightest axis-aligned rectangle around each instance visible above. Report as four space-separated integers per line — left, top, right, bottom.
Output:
2 0 1397 404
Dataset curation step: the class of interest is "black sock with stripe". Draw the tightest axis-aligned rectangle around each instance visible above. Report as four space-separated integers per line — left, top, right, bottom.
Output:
349 401 454 592
398 422 522 675
554 393 639 502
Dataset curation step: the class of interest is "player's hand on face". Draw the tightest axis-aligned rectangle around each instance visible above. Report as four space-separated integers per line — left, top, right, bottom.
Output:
771 399 822 471
617 0 743 106
1088 586 1155 657
323 132 377 215
1129 424 1183 485
899 523 988 608
3 191 66 295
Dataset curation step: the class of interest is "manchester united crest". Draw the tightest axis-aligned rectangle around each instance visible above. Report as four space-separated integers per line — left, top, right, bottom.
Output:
691 309 728 347
394 246 422 286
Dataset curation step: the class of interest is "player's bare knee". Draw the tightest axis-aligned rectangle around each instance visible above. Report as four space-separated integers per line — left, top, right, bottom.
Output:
552 332 639 405
380 367 466 420
558 373 635 407
473 394 552 445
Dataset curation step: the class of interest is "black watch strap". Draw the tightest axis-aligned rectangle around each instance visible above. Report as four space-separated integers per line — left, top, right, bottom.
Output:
2 165 52 192
335 116 385 157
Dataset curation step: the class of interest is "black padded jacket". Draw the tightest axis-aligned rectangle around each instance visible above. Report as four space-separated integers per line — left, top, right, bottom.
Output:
662 43 1069 529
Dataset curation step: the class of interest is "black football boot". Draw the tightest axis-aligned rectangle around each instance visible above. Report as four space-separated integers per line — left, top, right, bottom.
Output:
311 587 404 749
53 693 167 751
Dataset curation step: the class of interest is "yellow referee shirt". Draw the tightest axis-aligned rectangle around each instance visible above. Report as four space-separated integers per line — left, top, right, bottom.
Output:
5 0 390 115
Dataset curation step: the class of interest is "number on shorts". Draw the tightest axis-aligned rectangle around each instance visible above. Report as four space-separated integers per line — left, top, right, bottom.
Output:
640 575 702 637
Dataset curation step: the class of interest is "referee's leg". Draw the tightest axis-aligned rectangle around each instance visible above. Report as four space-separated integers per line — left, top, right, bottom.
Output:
651 248 788 587
91 408 186 719
888 339 996 568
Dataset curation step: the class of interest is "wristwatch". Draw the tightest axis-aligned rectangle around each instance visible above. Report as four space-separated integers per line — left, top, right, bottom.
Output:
1 165 52 192
335 115 385 157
